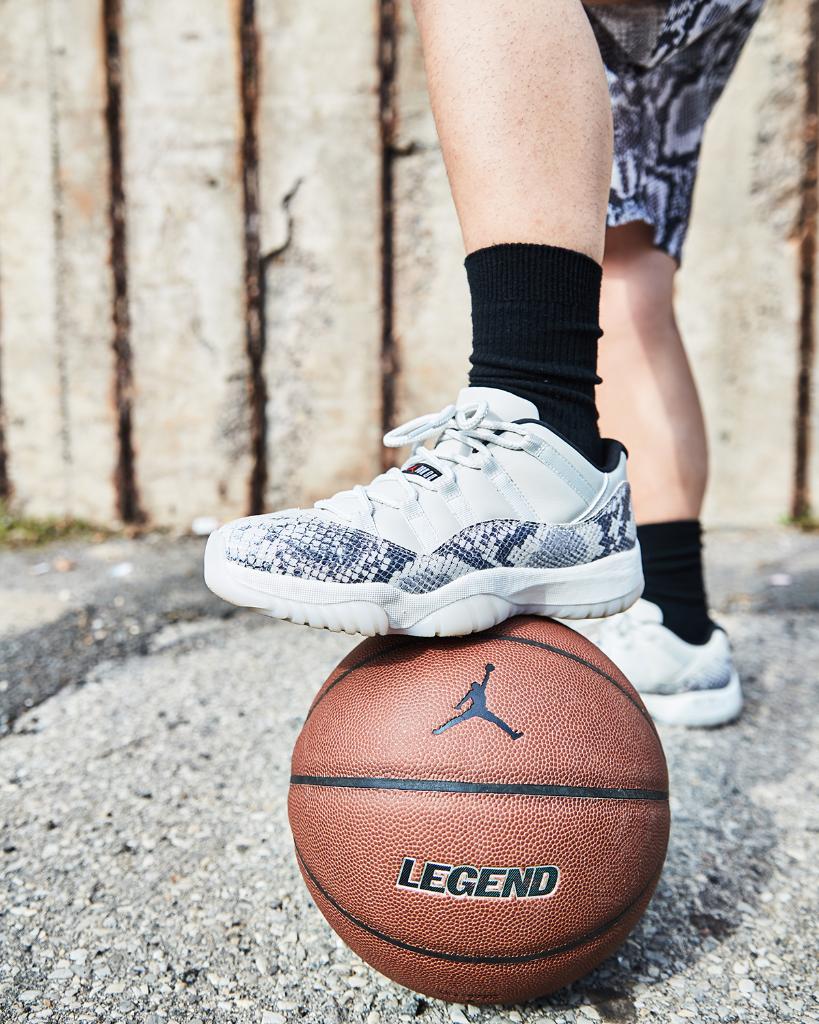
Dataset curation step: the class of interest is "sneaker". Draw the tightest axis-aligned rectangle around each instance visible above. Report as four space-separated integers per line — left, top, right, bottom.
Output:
204 387 643 637
567 599 743 726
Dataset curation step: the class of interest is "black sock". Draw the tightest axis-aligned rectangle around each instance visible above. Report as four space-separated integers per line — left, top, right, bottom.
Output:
638 520 715 645
465 242 603 464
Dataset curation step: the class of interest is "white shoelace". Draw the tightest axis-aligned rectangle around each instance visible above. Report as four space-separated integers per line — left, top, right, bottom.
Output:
315 401 532 523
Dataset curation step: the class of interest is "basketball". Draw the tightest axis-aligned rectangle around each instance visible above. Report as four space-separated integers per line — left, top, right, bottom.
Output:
288 616 669 1004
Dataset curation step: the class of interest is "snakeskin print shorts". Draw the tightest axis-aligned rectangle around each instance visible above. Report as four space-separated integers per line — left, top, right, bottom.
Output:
585 0 766 261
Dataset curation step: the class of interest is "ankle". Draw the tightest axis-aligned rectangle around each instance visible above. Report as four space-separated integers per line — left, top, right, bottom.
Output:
637 519 714 645
466 243 603 464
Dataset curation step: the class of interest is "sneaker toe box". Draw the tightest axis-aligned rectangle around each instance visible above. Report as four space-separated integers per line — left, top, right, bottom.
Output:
217 512 413 585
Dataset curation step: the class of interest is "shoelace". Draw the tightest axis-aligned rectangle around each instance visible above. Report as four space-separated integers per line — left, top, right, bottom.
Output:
315 401 532 523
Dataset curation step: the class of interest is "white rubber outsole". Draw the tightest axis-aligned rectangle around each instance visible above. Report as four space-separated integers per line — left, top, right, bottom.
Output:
639 669 743 728
204 530 644 638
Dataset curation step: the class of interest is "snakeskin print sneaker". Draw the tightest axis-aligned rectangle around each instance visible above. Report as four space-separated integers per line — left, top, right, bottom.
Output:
204 387 643 637
567 599 743 726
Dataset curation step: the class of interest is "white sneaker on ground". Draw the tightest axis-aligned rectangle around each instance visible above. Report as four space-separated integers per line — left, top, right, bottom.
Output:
204 387 643 637
567 598 743 727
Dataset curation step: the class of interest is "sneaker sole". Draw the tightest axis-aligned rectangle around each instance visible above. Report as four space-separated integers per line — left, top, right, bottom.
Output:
638 669 743 728
204 531 644 637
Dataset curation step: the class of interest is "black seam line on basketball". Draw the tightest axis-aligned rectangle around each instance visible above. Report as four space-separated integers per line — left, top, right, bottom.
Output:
290 775 667 801
294 842 661 966
303 637 418 724
304 632 658 737
492 635 657 733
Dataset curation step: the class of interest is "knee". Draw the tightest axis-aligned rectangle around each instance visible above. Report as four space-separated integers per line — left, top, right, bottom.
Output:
601 223 677 337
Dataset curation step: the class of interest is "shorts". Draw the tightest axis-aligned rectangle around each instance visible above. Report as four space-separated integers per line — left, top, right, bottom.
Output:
585 0 766 261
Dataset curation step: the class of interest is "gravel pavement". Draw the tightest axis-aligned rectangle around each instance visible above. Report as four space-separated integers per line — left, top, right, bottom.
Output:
0 528 817 1024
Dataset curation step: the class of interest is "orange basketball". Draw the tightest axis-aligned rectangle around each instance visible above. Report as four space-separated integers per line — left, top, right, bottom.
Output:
288 616 669 1004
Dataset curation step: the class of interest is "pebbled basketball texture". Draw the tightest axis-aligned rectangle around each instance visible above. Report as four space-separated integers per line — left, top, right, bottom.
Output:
288 616 669 1005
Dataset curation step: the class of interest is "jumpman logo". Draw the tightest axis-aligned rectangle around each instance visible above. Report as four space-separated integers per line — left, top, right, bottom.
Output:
433 663 523 740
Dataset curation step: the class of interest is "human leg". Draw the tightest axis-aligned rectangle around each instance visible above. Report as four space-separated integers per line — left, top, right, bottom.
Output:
570 222 741 725
597 222 707 524
412 0 612 260
413 0 614 463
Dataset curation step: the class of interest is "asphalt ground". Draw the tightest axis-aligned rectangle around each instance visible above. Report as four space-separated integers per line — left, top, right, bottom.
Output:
0 528 817 1023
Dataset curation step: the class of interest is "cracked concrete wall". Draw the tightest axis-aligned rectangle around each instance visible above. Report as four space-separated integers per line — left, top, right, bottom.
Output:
393 0 471 429
256 1 382 514
678 0 809 526
0 0 814 529
121 0 251 526
0 0 117 522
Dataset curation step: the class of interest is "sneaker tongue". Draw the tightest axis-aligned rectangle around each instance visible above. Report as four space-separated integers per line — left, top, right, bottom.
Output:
330 389 540 520
456 386 539 422
414 387 536 467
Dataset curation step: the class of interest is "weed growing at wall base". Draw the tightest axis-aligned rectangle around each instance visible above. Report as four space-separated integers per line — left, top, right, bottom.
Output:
0 503 109 548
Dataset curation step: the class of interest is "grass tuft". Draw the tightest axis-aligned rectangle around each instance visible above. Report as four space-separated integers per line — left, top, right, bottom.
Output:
0 503 111 548
786 510 819 532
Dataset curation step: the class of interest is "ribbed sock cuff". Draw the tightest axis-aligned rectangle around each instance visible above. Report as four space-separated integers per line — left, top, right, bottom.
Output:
465 242 604 464
465 242 602 306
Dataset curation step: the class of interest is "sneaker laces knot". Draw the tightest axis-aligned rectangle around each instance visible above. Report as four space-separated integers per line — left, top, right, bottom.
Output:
316 402 530 523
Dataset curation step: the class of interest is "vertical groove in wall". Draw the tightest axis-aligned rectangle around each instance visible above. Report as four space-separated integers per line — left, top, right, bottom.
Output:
794 0 819 520
45 0 72 485
239 0 268 515
104 0 143 524
378 0 399 465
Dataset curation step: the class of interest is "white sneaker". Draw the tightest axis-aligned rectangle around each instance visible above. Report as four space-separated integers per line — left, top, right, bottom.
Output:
567 599 743 726
204 387 643 637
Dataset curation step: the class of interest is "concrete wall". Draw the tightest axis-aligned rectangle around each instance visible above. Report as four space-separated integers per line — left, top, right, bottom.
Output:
0 0 815 529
